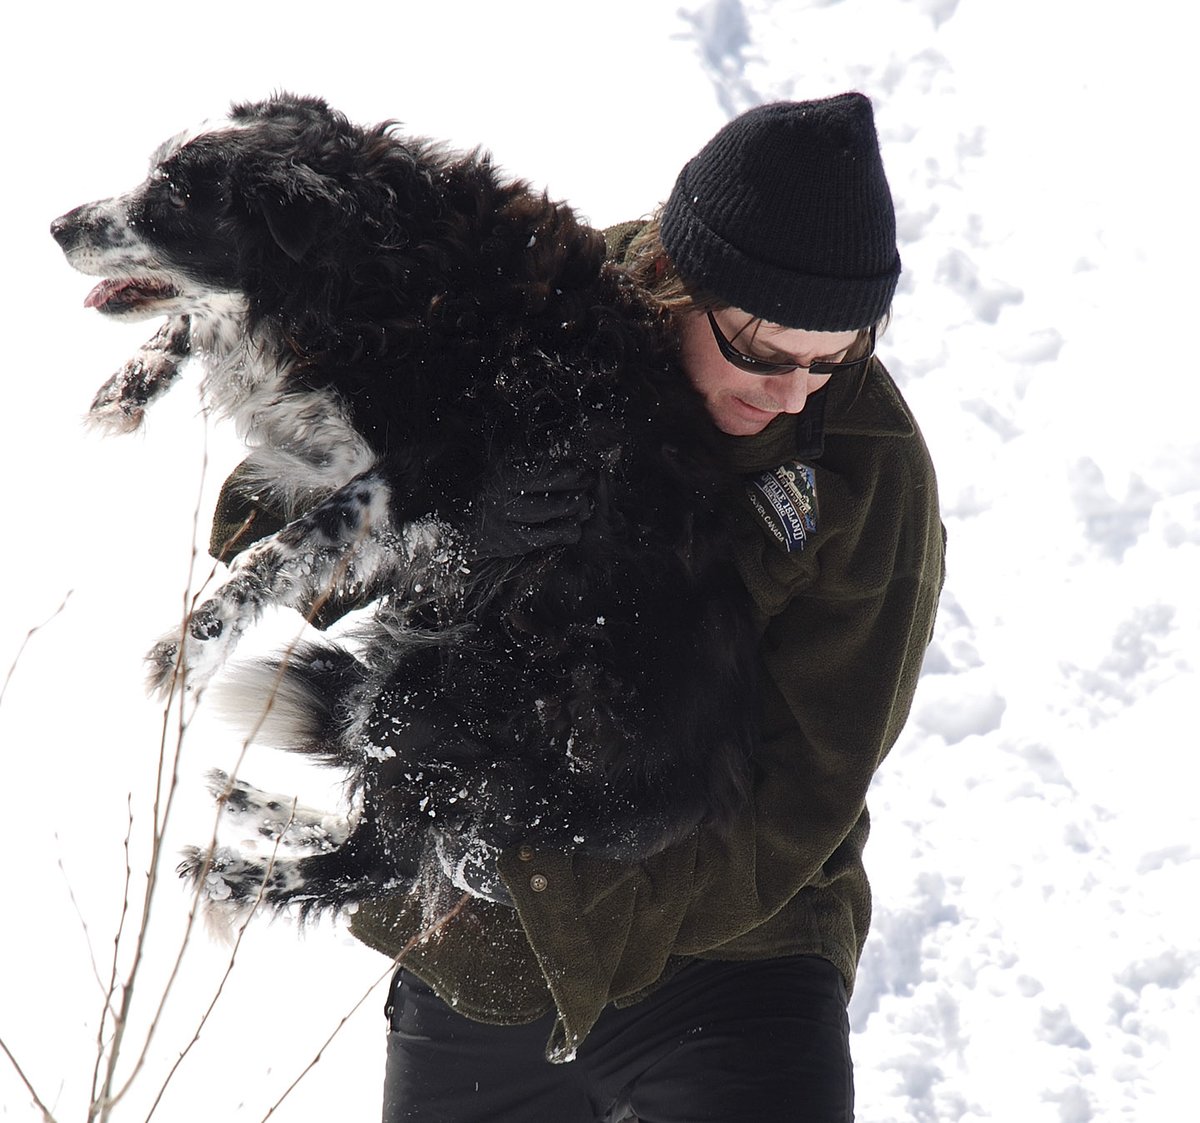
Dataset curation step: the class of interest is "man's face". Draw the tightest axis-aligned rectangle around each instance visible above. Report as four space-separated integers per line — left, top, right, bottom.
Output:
678 309 859 437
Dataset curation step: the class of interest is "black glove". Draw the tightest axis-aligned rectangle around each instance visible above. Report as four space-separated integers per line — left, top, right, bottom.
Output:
468 464 592 560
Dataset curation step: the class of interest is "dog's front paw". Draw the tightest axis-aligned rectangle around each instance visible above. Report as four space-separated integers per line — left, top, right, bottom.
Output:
145 634 182 696
145 602 236 699
86 367 151 435
85 318 189 435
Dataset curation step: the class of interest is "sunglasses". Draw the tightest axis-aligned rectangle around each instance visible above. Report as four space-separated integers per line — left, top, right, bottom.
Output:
707 312 876 377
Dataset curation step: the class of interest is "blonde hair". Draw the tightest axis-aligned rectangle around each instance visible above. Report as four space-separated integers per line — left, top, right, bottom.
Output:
621 209 886 364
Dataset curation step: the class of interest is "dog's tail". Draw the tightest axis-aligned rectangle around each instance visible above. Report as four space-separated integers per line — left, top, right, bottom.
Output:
210 639 371 767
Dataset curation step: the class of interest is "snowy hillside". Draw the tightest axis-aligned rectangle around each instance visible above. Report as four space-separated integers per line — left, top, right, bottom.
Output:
2 1 1197 1120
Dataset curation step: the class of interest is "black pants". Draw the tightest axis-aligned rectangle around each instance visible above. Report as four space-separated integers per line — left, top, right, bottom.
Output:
383 955 854 1122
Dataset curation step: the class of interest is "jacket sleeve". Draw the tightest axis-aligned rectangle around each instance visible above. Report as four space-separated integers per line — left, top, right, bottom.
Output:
209 460 289 562
208 461 365 630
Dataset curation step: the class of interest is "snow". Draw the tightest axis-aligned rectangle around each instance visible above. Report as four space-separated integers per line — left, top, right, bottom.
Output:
2 0 1197 1119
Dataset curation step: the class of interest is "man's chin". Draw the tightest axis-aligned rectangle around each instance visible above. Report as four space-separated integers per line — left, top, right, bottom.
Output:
715 398 778 436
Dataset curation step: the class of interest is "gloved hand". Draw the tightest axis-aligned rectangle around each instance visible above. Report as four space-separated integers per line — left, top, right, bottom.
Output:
468 463 592 560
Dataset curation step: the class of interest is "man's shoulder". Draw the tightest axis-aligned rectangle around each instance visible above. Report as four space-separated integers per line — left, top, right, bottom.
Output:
601 220 646 265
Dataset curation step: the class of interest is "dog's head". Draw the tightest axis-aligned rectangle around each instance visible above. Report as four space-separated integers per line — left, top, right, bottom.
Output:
50 94 424 323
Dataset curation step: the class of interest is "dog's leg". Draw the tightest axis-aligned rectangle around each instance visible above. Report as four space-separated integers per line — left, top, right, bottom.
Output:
86 315 191 434
206 770 351 853
145 470 466 698
179 798 422 921
177 844 310 930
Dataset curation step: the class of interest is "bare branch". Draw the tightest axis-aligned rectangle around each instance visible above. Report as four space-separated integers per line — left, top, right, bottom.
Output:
116 521 373 1113
0 1033 58 1123
101 450 369 1115
55 841 118 1018
142 801 300 1123
0 591 72 709
88 796 135 1122
260 893 471 1122
74 416 411 1121
93 426 215 1123
118 506 377 1117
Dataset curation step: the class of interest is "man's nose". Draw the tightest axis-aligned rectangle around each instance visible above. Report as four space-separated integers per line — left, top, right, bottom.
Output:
766 373 811 415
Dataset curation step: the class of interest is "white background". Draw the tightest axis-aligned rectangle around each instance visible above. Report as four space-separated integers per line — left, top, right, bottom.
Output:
2 1 1197 1120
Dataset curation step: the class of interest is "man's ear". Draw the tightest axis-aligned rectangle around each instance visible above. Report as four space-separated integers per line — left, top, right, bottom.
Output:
254 164 336 263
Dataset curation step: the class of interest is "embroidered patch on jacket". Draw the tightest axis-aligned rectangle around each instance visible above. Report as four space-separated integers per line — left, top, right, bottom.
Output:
745 461 819 553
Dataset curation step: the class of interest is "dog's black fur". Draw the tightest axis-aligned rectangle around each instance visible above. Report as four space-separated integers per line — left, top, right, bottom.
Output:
51 94 757 918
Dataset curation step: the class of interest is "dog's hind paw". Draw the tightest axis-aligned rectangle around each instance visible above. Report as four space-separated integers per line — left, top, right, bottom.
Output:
178 845 262 938
179 844 271 904
178 844 244 902
179 843 311 927
207 770 350 853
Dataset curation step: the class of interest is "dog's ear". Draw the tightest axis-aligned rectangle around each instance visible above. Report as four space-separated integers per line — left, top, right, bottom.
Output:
253 165 338 263
260 194 321 263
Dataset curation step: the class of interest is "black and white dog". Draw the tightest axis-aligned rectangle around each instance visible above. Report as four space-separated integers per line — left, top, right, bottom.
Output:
51 94 757 918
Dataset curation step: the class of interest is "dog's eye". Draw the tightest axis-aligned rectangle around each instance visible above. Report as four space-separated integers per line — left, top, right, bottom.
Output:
152 167 189 209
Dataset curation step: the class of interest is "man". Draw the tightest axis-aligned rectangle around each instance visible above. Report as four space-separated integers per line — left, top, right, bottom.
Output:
212 92 943 1122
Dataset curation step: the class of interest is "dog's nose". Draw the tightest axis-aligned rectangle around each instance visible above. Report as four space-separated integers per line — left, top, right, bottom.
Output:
50 210 81 249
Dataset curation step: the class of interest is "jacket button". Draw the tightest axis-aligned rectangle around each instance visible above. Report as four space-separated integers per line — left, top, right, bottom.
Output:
529 874 549 892
517 845 535 862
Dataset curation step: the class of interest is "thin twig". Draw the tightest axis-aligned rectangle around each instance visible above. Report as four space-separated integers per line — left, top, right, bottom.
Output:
0 591 72 709
105 680 204 1101
0 1033 58 1123
142 801 299 1123
213 508 258 565
104 482 366 1114
260 893 471 1122
92 656 189 1122
55 842 118 1018
106 519 254 1109
93 427 214 1123
87 419 401 1119
104 746 220 1116
88 796 136 1122
120 514 362 1101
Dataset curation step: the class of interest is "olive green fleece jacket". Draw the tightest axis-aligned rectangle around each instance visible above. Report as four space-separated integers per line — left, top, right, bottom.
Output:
208 236 945 1063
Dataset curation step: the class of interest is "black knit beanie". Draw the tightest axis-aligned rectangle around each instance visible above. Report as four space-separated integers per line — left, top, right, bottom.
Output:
660 93 900 331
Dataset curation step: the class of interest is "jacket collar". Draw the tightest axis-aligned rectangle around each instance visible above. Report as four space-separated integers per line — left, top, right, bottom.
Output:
823 358 916 439
717 358 914 472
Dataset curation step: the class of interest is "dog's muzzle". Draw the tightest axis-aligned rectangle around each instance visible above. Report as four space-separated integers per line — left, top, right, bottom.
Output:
50 208 88 254
52 204 181 316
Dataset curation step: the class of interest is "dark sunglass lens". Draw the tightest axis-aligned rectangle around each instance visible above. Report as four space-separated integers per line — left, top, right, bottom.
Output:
708 312 796 376
809 326 877 375
733 355 795 376
726 350 795 375
708 312 875 377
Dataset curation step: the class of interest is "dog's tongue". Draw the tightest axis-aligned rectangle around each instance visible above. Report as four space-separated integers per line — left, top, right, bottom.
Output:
84 278 131 309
